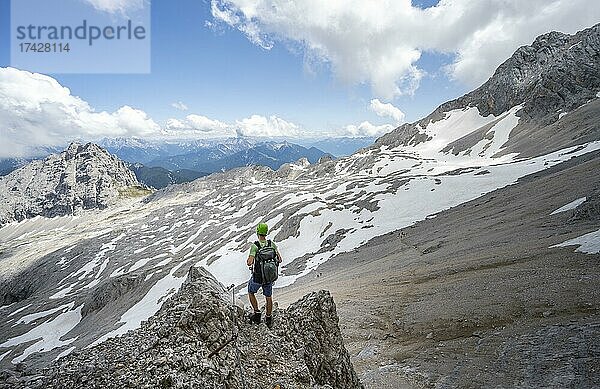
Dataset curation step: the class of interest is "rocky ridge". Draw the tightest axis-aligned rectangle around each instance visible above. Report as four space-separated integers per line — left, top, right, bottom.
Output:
2 266 362 389
0 142 148 227
377 23 600 156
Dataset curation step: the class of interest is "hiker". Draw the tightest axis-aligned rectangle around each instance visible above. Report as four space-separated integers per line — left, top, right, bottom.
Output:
247 222 282 328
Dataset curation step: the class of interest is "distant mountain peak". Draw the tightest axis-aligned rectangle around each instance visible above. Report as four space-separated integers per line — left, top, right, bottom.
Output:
0 143 149 227
375 23 600 158
461 22 600 117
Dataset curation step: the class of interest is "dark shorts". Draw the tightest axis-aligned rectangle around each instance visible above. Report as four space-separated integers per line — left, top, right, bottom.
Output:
247 275 273 297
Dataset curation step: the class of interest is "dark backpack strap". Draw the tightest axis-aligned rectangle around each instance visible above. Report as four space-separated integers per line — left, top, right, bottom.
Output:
267 240 272 247
253 241 261 254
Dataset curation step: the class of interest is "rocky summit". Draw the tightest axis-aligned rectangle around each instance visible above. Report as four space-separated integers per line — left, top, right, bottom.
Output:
0 142 148 227
2 266 362 389
377 23 600 157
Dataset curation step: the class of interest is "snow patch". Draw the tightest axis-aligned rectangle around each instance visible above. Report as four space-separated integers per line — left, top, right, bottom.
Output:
468 106 521 158
550 197 587 215
49 282 78 300
551 228 600 254
0 302 16 311
0 350 11 362
13 302 74 326
54 346 76 361
71 232 126 282
154 256 172 268
92 261 189 346
0 304 82 364
7 304 32 318
421 107 497 154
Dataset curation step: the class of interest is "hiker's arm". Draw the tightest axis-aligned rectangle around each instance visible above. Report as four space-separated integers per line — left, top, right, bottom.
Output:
247 243 256 270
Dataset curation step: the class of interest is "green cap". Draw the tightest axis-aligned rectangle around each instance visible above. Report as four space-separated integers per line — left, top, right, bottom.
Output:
256 222 268 235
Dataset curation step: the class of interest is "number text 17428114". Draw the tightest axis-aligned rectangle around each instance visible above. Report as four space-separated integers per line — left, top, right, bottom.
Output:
19 42 71 53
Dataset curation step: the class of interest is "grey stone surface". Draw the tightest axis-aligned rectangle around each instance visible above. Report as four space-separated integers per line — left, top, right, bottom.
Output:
2 267 362 389
0 142 147 227
374 23 600 157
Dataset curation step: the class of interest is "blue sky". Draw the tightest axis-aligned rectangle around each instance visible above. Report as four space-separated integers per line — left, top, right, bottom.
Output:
0 0 467 132
0 0 599 156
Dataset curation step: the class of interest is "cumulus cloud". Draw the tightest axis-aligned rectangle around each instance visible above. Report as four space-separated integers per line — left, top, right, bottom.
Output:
210 0 600 98
0 67 395 158
338 121 395 138
0 67 161 158
171 101 189 111
84 0 145 14
369 99 406 124
163 114 303 138
164 115 235 138
235 115 301 137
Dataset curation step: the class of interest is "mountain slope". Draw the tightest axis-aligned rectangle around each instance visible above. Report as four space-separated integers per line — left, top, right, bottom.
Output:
128 163 208 189
193 142 330 172
0 159 27 177
377 23 600 158
0 24 599 384
0 143 148 227
276 149 600 387
100 137 259 166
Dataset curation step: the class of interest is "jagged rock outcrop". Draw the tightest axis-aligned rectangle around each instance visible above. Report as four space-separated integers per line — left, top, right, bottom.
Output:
376 23 600 156
439 24 600 119
4 267 362 389
0 142 148 227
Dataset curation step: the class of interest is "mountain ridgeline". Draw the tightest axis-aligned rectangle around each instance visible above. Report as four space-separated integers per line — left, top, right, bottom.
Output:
0 139 334 190
377 23 600 158
144 141 329 173
99 137 333 188
0 143 149 228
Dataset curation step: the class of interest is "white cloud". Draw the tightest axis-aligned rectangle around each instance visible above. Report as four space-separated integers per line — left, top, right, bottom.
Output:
210 0 600 97
171 101 189 111
235 115 301 137
338 121 395 138
0 67 394 158
84 0 145 14
163 114 303 139
0 67 161 158
369 99 406 124
164 114 236 138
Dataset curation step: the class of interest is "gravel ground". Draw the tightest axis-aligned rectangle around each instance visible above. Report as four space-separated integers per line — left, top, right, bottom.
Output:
275 151 600 388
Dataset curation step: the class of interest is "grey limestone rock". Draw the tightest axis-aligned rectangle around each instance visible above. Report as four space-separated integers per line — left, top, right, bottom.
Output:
8 266 362 389
375 23 600 156
0 142 148 227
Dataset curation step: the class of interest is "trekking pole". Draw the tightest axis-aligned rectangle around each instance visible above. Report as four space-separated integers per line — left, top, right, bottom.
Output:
229 284 235 305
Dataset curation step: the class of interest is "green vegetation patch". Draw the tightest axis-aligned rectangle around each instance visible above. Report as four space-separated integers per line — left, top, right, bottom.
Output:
118 185 153 198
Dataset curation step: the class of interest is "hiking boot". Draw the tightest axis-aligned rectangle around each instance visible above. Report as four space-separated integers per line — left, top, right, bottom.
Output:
265 315 273 329
250 311 261 324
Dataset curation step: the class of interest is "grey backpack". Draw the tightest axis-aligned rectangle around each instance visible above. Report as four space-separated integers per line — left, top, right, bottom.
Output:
253 240 278 284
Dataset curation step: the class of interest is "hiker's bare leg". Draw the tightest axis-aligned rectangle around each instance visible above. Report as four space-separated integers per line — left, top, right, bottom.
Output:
249 293 259 312
266 296 273 316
